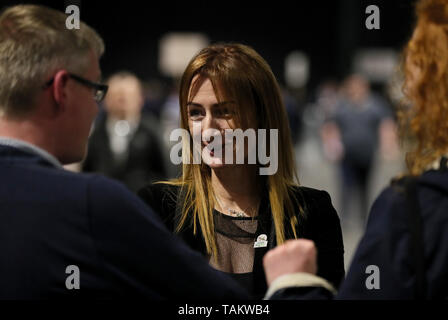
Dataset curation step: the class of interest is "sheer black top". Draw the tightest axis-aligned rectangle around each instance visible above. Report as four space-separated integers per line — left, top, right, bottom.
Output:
138 183 345 298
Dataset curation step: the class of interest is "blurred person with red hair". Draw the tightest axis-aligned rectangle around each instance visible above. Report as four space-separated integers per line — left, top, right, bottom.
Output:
264 0 448 299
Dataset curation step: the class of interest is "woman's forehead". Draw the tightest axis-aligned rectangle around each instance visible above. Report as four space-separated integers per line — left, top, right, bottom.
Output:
189 75 228 102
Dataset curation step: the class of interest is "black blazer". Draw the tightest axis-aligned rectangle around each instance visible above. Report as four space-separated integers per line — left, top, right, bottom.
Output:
138 182 345 298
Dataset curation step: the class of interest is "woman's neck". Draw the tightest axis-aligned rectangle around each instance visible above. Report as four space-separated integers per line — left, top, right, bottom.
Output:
211 164 261 217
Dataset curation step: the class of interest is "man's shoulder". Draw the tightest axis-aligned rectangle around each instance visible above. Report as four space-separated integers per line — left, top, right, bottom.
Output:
29 168 158 216
35 168 136 202
3 160 92 192
83 172 139 200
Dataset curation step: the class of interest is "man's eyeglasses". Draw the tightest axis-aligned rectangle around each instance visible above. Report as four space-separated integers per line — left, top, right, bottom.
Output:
45 73 108 103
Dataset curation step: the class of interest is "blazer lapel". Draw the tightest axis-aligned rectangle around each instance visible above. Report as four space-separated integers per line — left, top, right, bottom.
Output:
252 188 273 296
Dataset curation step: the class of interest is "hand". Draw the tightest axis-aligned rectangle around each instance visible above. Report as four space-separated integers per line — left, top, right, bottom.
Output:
320 122 344 162
378 118 400 161
263 239 317 286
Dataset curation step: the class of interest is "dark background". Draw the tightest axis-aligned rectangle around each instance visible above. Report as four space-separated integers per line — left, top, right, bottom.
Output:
2 0 416 97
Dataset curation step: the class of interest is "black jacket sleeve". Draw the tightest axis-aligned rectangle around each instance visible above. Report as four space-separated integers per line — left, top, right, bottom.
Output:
300 188 345 289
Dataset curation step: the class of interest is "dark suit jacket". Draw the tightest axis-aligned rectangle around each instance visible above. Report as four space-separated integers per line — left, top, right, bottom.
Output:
82 113 168 193
271 167 448 300
137 183 345 298
0 145 248 299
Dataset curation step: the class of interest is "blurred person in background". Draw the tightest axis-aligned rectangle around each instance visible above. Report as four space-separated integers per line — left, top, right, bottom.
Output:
82 71 168 192
138 43 345 299
264 0 448 299
315 80 341 119
320 74 397 227
159 80 182 177
315 80 344 161
141 78 167 120
282 86 304 146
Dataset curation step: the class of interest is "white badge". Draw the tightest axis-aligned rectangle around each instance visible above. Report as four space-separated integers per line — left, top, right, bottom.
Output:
254 234 268 248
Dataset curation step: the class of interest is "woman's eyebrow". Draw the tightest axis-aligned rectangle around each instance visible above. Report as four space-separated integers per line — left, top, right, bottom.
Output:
187 101 234 107
214 101 234 107
186 102 202 108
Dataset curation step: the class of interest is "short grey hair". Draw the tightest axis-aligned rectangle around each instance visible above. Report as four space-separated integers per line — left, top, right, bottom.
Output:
0 4 105 117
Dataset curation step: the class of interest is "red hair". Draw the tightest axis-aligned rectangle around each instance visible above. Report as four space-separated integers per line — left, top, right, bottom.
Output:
400 0 448 174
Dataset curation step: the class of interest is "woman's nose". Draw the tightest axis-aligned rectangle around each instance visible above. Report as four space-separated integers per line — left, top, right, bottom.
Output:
202 113 217 131
202 114 224 142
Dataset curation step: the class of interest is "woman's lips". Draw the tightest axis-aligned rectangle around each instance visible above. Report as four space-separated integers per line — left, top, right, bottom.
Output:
202 143 227 157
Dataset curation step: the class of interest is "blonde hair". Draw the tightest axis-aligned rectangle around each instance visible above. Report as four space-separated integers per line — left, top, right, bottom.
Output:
0 4 104 117
162 43 303 258
399 0 448 175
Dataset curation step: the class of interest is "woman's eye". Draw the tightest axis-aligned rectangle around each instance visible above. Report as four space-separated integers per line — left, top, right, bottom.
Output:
188 109 203 119
218 108 233 118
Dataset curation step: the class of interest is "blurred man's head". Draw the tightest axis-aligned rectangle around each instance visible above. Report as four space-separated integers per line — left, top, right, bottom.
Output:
104 72 144 120
344 74 370 105
0 4 105 164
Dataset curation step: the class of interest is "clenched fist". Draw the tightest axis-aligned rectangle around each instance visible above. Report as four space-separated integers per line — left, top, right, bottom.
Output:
263 239 318 286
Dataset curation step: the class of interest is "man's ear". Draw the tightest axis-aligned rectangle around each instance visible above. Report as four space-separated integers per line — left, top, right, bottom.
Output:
51 70 70 114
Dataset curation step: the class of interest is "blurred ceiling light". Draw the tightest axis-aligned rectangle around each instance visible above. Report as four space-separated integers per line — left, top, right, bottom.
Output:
285 51 309 88
353 49 398 83
159 33 209 78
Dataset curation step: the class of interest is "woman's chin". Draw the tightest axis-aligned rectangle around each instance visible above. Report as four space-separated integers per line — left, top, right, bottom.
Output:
208 163 227 170
203 156 225 168
202 151 230 168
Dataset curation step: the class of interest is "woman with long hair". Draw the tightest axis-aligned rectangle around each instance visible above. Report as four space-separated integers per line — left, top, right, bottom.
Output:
138 43 344 298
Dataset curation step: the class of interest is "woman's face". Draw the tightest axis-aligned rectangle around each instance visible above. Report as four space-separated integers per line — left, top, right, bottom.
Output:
187 77 239 169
